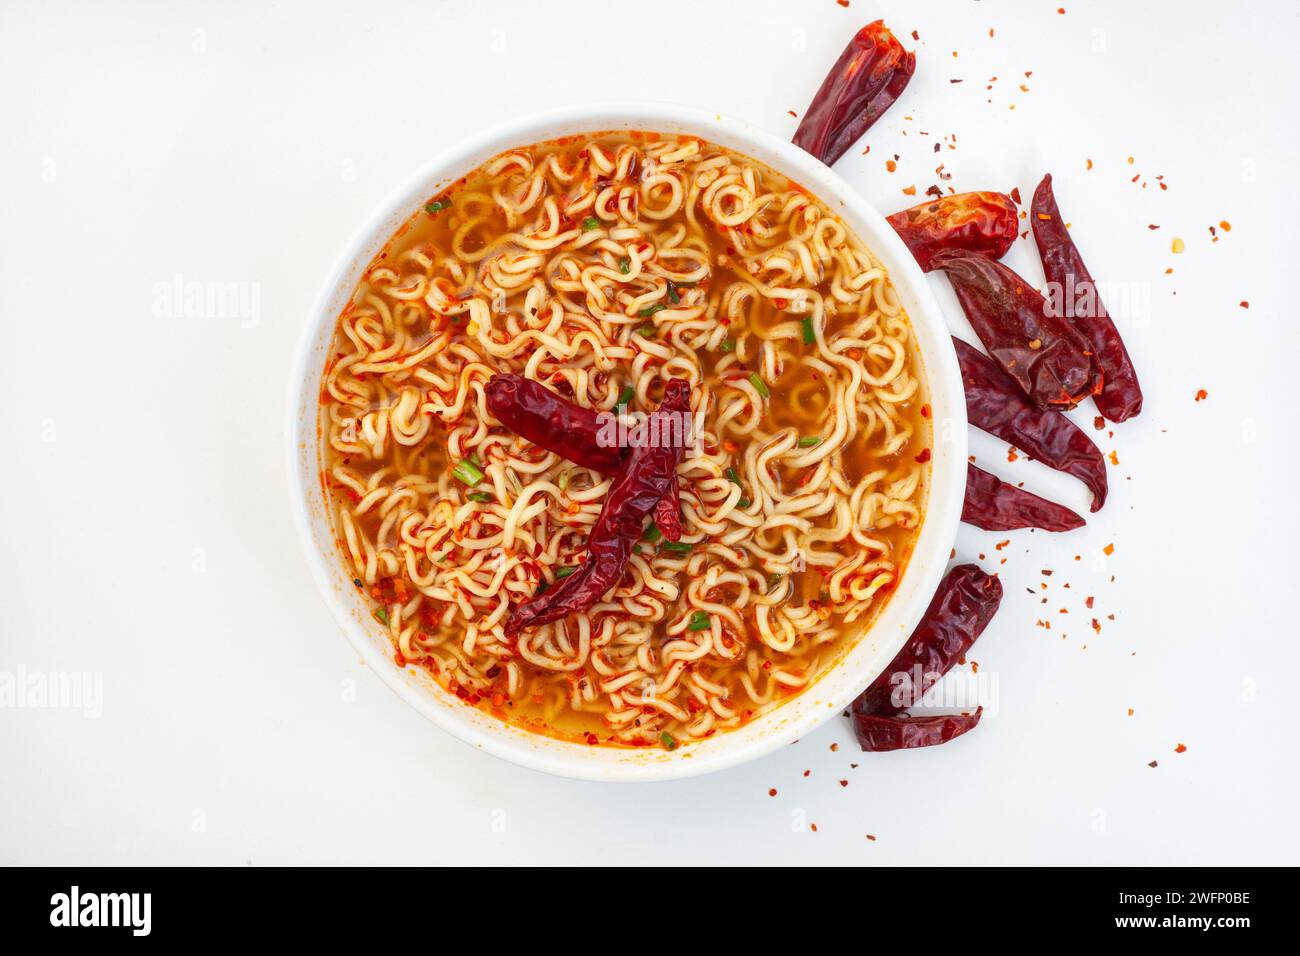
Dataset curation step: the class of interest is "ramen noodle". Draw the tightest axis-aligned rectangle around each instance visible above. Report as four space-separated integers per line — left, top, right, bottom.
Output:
319 131 930 748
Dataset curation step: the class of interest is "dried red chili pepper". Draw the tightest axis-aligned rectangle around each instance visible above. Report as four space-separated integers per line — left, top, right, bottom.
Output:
792 21 915 166
1031 174 1144 422
962 463 1085 532
854 564 1002 717
504 379 691 634
486 373 621 472
954 337 1108 511
932 250 1099 410
852 709 983 751
485 373 684 540
887 192 1019 271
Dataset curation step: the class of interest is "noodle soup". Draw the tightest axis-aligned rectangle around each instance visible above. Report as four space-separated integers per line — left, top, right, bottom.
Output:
319 132 929 748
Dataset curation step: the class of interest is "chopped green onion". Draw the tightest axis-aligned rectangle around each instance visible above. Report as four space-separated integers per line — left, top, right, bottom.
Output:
719 338 736 353
726 467 742 487
687 610 711 631
737 498 751 508
748 373 770 399
465 490 493 502
615 385 635 411
663 541 693 554
638 304 666 318
452 456 484 486
581 216 601 231
424 199 451 215
660 732 679 751
801 316 816 345
797 436 822 448
619 257 630 274
643 522 663 544
767 572 783 592
635 324 657 337
535 580 550 596
373 608 389 625
554 565 578 579
667 281 680 305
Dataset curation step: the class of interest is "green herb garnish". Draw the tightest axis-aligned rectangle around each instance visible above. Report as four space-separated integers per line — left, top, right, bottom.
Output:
737 498 751 508
424 199 451 215
373 608 389 626
581 216 601 231
635 324 657 337
797 436 822 448
748 373 770 399
452 455 484 486
466 490 493 502
660 732 679 751
643 522 663 544
726 467 743 487
719 338 736 353
667 281 680 305
615 385 635 411
638 304 666 318
801 316 816 345
619 257 630 274
554 565 578 579
662 541 693 554
687 611 711 631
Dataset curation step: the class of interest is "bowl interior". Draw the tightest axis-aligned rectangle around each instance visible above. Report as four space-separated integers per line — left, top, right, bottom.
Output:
288 103 966 781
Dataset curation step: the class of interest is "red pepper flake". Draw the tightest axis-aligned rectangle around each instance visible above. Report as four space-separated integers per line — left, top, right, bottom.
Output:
920 403 931 418
1085 158 1093 170
1091 618 1101 633
787 109 798 118
1127 708 1134 716
885 159 897 173
1219 220 1231 231
1194 388 1208 402
1174 742 1187 754
803 769 811 777
839 779 849 787
914 448 931 463
768 788 777 797
810 823 819 833
830 742 839 752
836 0 849 6
1007 448 1019 462
1093 415 1105 430
1148 760 1159 768
1108 450 1120 466
1057 6 1066 12
866 833 877 841
1239 300 1249 309
1085 595 1094 608
1103 543 1115 556
902 184 917 196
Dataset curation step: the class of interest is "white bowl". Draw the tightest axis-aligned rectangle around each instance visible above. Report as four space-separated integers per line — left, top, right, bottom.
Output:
287 102 966 781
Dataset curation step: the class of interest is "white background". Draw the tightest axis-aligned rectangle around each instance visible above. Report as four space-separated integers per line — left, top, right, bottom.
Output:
2 0 1297 865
